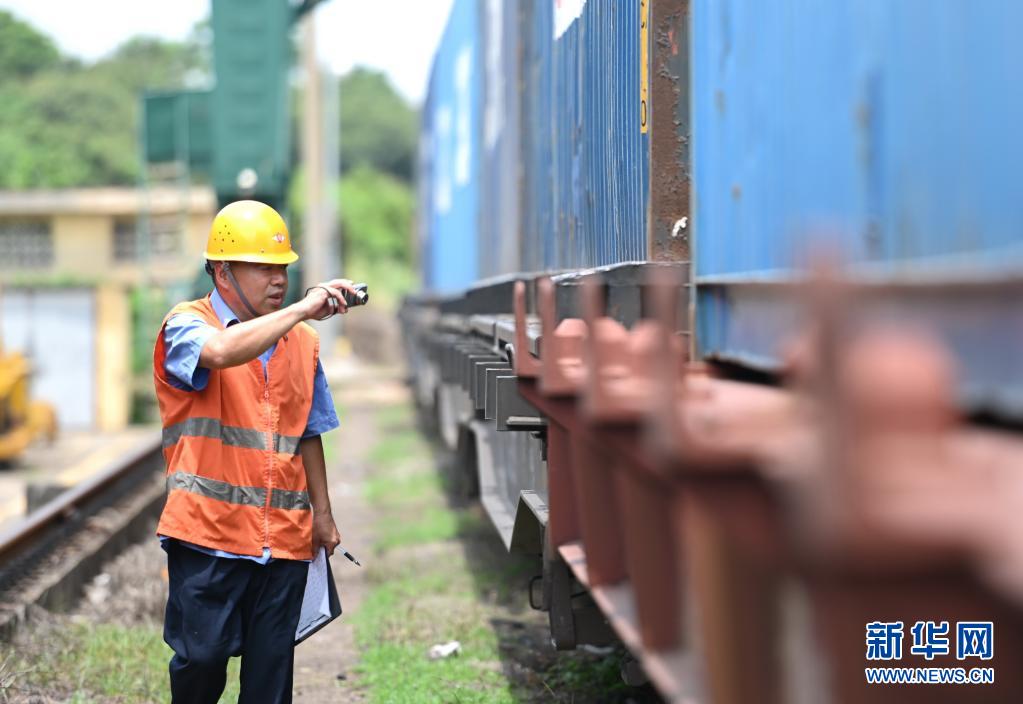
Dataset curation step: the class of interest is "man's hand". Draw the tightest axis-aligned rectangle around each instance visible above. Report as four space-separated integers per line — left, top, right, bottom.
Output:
311 510 341 557
297 279 362 321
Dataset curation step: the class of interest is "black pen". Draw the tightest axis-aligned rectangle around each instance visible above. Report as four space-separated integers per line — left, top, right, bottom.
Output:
338 547 361 566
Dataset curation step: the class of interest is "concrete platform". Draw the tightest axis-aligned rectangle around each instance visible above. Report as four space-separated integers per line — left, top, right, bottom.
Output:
0 426 157 532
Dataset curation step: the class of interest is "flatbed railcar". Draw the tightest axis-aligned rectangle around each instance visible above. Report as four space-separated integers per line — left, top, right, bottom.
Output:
402 1 1023 702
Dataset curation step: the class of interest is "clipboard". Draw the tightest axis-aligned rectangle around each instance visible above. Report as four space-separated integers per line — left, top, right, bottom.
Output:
295 547 343 644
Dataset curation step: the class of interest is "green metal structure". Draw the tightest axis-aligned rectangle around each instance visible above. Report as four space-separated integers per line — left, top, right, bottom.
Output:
208 0 294 207
142 0 323 209
142 90 213 171
140 0 326 304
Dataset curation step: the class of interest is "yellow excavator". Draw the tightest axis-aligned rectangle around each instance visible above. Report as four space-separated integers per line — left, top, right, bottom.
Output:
0 347 57 462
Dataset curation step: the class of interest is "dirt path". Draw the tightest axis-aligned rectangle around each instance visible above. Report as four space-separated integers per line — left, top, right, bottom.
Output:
291 358 405 702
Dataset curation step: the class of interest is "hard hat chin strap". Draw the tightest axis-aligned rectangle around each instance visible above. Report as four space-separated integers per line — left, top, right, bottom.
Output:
221 261 263 320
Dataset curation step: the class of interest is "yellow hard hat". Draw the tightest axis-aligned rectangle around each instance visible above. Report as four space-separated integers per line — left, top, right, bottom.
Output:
205 200 299 265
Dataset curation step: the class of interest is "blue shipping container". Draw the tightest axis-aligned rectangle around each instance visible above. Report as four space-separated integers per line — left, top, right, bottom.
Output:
520 0 650 273
479 0 522 280
421 0 483 292
692 0 1023 417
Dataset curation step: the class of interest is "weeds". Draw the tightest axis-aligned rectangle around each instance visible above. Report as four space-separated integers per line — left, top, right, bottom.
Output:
1 620 241 703
367 428 422 469
356 400 658 703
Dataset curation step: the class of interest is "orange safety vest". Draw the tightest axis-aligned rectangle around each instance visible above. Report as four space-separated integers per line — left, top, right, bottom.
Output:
153 295 319 560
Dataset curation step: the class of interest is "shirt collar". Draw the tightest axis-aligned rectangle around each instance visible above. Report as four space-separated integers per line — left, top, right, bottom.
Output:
210 288 241 328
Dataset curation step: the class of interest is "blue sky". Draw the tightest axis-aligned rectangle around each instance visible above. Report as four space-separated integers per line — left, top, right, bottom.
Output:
0 0 454 105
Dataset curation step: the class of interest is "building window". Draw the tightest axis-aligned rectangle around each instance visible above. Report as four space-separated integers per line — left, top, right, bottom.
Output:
0 220 54 269
114 216 182 262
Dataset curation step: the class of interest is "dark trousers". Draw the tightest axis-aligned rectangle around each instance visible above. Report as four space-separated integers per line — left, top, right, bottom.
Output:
163 540 309 704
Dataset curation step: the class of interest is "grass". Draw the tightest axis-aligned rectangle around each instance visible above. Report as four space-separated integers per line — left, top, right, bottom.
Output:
356 640 514 704
353 404 527 702
544 653 632 698
0 621 241 703
375 506 489 552
367 427 422 469
364 470 445 506
364 409 487 552
374 402 414 431
355 400 651 704
351 559 519 704
353 583 513 702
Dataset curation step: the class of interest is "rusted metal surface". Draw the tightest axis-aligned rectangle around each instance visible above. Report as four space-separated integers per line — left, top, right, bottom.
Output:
506 265 1023 703
617 459 679 649
648 0 690 263
532 402 578 549
774 282 1023 702
536 278 587 396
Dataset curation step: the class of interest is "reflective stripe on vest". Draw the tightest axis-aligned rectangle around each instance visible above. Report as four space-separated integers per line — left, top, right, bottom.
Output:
167 470 311 511
162 417 302 455
269 487 312 511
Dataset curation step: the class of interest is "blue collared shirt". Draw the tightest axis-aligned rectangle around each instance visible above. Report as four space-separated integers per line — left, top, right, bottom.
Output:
159 289 338 564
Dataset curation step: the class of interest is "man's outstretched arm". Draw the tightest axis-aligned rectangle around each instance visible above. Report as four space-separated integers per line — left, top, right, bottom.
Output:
199 282 354 369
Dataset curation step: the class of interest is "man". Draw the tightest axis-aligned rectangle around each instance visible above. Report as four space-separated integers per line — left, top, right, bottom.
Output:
153 200 358 704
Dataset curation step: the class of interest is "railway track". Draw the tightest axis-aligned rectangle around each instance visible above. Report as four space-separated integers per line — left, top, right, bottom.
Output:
0 433 164 640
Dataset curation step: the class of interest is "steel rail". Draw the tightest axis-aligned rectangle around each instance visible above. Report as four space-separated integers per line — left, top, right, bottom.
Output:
0 433 162 566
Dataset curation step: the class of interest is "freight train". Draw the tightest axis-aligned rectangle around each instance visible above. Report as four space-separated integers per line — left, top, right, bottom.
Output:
401 2 1023 702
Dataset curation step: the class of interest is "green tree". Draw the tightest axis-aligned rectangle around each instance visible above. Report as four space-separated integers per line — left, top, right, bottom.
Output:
339 67 417 182
340 165 414 265
0 10 60 79
0 68 136 187
0 28 207 188
338 165 417 307
91 36 207 94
